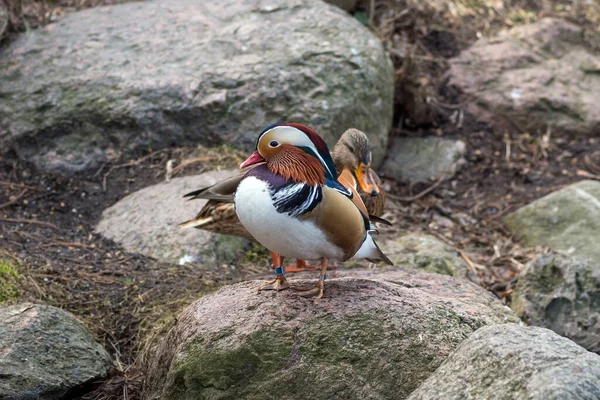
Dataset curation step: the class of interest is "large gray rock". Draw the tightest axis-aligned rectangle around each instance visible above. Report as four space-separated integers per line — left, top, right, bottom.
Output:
449 18 600 136
143 268 518 400
381 137 466 182
0 303 112 399
408 324 600 400
96 169 249 264
0 0 394 173
504 180 600 263
511 251 600 354
379 231 468 277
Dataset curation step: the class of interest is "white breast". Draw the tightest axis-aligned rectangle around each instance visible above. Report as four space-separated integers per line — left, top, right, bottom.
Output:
234 176 344 261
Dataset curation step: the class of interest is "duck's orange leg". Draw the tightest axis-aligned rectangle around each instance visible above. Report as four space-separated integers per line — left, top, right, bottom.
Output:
284 259 323 273
258 251 292 292
294 257 328 299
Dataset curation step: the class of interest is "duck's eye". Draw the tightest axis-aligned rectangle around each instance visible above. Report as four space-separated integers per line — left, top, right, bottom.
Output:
269 140 280 148
347 145 355 153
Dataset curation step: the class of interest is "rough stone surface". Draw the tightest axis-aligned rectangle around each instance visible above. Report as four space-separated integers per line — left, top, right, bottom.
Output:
143 268 518 400
504 180 600 263
449 18 600 136
96 169 249 264
381 136 466 182
511 251 600 354
0 0 393 173
324 0 357 12
379 231 468 277
0 303 112 399
408 324 600 400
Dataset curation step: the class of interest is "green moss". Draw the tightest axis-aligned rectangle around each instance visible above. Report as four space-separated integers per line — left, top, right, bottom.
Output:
0 259 21 302
168 329 293 399
241 242 270 264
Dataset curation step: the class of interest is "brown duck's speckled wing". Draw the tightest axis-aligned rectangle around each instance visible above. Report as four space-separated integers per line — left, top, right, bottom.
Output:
339 167 387 219
180 173 256 241
180 200 256 241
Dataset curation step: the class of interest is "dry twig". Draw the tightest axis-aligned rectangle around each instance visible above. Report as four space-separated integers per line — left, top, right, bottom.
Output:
0 217 58 229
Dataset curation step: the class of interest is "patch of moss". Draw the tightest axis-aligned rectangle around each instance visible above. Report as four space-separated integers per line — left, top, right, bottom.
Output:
241 242 270 264
168 329 293 399
0 258 21 302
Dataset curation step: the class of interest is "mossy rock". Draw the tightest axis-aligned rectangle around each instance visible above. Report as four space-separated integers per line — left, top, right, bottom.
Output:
504 180 600 263
381 137 466 182
0 0 393 173
408 324 600 400
143 268 518 400
379 232 468 277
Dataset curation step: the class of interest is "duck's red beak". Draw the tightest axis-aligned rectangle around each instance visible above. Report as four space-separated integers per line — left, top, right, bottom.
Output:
240 150 265 169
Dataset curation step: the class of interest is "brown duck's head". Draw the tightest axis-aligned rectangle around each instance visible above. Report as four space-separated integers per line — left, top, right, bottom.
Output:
332 129 380 197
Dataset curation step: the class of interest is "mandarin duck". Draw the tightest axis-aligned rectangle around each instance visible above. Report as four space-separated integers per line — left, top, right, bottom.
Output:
233 123 392 298
180 128 388 273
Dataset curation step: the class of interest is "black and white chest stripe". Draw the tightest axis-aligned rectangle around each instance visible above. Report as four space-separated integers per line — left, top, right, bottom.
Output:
270 183 322 217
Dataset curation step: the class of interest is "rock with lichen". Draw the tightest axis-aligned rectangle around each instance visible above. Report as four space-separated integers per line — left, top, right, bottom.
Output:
143 268 518 400
0 0 393 173
511 251 600 354
504 180 600 263
407 324 600 400
381 137 466 182
379 232 469 277
0 303 113 399
448 18 600 136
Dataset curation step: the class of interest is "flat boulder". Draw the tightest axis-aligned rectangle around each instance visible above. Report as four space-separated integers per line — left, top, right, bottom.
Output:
504 180 600 263
511 251 600 354
408 324 600 400
96 169 249 264
381 137 466 182
448 18 600 136
0 303 112 399
0 0 393 173
143 268 518 400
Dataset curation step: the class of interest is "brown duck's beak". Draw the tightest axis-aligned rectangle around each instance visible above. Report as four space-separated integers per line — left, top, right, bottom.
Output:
355 163 380 196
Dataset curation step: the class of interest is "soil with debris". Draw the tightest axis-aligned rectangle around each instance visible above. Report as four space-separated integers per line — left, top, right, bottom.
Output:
1 0 599 399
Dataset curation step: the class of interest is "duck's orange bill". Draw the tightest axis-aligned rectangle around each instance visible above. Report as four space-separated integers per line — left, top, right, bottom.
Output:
355 163 380 196
240 150 265 169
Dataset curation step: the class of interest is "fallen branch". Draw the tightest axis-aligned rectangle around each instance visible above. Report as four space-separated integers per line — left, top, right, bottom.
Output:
103 149 168 191
35 240 94 249
0 188 29 209
0 217 58 229
576 169 600 180
388 175 445 202
0 181 36 190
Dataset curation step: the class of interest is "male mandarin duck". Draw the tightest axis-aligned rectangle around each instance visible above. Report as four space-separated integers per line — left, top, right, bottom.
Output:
180 128 388 273
233 123 392 298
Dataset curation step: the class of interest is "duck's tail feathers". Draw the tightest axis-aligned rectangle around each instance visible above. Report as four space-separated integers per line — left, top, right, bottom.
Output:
353 234 394 266
369 215 392 226
368 238 394 266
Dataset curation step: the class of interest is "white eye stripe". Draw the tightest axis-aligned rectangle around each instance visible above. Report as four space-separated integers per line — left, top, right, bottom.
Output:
261 126 335 178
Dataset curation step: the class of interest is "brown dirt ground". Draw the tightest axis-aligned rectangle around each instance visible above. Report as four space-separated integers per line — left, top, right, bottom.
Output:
1 0 600 399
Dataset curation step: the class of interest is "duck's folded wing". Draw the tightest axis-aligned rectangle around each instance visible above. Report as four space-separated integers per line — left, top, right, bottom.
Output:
183 173 244 202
